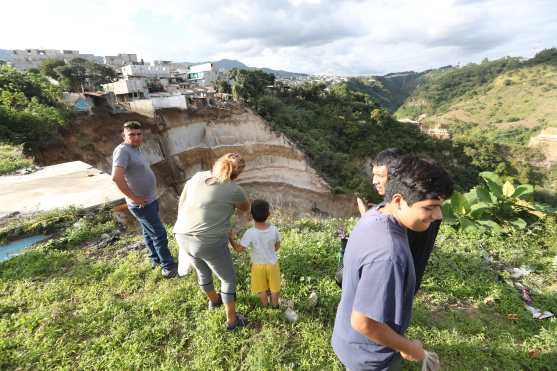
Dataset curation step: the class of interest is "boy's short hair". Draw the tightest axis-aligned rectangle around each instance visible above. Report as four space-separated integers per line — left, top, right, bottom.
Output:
251 199 270 222
123 121 142 130
372 148 405 169
385 155 454 206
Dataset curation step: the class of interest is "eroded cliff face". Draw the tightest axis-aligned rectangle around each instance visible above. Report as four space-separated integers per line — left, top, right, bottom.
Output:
529 127 557 167
39 104 357 222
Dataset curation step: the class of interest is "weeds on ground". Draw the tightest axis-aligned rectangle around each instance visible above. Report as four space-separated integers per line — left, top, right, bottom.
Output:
1 215 556 370
0 143 32 175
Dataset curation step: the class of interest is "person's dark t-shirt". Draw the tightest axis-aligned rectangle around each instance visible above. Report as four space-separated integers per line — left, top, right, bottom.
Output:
331 208 416 371
375 201 440 294
407 219 441 292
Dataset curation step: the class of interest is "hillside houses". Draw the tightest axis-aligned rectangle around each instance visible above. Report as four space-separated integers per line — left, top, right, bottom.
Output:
101 60 221 110
0 48 228 115
7 49 103 70
1 49 222 88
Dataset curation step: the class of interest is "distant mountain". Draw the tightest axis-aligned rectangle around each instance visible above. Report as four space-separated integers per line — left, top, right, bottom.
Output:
212 59 249 70
260 67 307 79
181 58 308 79
0 49 14 62
213 59 308 79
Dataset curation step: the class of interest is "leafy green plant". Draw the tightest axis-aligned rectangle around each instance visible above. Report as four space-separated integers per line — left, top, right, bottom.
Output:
0 142 32 175
442 171 552 233
0 65 69 152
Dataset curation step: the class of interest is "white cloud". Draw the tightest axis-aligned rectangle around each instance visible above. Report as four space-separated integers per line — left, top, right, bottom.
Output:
1 0 556 74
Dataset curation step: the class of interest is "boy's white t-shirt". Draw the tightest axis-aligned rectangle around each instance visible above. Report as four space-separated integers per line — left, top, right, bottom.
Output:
240 225 281 264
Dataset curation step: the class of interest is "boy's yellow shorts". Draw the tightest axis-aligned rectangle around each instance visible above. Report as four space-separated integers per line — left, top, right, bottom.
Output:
251 263 281 294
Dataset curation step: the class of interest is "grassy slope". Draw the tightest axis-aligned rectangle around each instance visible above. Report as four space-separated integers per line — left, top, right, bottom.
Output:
396 64 557 131
1 212 556 370
422 65 557 130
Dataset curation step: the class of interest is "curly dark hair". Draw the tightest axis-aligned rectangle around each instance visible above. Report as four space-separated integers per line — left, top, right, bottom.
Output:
384 155 454 206
251 199 270 222
372 148 406 169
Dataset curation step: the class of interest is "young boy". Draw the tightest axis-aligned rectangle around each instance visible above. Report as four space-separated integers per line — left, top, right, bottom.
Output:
237 199 281 307
332 155 453 370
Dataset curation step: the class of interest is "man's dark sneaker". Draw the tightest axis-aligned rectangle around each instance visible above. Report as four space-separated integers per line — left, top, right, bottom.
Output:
226 313 247 331
161 267 177 278
208 294 223 310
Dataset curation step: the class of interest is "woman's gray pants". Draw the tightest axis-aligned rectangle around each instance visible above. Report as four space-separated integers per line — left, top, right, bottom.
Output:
174 234 236 304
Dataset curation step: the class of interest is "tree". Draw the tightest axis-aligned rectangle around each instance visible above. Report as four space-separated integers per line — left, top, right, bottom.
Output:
215 79 231 94
55 58 88 92
226 69 275 106
86 62 117 89
0 65 67 151
54 58 117 92
40 59 66 80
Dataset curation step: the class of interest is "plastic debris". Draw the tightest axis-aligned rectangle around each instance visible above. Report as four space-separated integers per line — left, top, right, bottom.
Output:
308 291 318 307
553 255 557 267
279 298 294 309
284 307 299 323
72 219 86 229
509 266 532 279
525 305 554 320
520 287 533 305
421 350 440 371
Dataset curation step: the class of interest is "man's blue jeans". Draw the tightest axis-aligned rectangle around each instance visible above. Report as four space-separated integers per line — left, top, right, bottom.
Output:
128 199 174 270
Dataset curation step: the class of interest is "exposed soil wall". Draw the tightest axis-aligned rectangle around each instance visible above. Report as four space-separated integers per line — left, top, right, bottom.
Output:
39 104 358 223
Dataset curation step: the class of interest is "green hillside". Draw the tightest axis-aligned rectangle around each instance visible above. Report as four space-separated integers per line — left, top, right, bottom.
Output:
341 71 423 112
398 64 557 135
218 69 543 199
395 49 557 133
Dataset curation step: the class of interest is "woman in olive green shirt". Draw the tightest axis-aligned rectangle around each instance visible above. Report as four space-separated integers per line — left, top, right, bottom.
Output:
174 153 250 330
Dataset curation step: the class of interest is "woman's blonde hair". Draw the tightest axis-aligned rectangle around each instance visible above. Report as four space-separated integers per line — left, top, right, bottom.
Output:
211 153 245 183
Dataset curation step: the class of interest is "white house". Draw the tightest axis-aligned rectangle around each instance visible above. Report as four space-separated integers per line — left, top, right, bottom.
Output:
101 78 148 101
121 64 171 79
187 63 220 86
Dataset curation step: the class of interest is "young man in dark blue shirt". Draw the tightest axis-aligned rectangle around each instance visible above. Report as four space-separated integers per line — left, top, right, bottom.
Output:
357 148 441 293
333 155 453 370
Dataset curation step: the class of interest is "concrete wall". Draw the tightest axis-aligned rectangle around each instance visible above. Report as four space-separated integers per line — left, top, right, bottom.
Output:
128 95 188 117
9 49 104 70
0 161 125 214
122 64 170 78
102 79 147 95
104 54 138 68
135 135 166 165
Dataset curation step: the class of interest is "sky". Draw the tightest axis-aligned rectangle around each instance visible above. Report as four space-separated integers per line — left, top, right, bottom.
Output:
1 0 556 75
